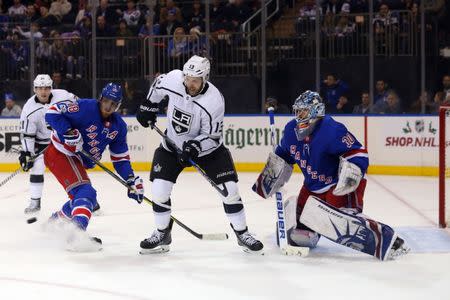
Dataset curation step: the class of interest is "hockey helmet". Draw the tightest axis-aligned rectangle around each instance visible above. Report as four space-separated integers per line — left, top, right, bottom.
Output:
101 83 123 103
33 74 53 88
292 90 325 140
183 55 210 83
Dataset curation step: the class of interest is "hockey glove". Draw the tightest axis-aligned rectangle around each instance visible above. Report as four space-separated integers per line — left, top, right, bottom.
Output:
19 151 34 172
126 176 144 204
136 101 159 128
333 157 363 196
63 129 83 153
179 140 201 167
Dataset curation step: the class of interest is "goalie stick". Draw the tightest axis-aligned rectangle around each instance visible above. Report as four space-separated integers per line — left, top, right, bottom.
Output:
268 107 309 256
79 149 228 241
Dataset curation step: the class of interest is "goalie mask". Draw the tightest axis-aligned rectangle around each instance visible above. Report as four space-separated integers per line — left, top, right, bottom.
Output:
292 90 325 141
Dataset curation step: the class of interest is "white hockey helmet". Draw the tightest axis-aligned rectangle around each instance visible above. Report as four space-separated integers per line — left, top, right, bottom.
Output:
183 55 210 83
33 74 53 88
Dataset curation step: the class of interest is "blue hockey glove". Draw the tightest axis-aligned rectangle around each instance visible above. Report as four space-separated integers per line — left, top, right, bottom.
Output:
126 176 144 204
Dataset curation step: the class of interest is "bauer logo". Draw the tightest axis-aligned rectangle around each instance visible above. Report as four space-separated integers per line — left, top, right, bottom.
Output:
276 193 286 239
172 107 192 135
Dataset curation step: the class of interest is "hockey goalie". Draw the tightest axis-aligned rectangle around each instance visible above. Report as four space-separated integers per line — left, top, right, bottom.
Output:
254 90 409 260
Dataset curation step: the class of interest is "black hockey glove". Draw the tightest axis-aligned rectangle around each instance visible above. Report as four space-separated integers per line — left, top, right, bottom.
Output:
19 151 34 172
179 140 201 167
136 101 159 128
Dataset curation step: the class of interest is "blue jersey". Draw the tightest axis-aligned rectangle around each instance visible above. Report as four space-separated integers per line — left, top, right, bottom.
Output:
45 99 134 181
275 116 368 193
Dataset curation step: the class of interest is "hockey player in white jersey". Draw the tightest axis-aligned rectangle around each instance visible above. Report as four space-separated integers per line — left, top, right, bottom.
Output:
136 55 264 254
19 74 77 213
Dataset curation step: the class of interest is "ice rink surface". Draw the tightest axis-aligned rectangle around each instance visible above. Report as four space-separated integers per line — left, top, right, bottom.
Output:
0 171 449 300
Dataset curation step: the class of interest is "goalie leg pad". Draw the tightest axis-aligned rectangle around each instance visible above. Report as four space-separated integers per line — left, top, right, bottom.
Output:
252 152 293 199
300 196 403 260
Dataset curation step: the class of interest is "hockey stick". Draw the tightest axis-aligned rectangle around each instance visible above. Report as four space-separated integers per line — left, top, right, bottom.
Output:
79 149 228 241
268 107 309 256
152 125 229 197
0 146 48 189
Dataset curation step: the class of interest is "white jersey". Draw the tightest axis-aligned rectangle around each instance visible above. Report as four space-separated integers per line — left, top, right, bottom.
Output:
146 70 224 157
20 89 77 155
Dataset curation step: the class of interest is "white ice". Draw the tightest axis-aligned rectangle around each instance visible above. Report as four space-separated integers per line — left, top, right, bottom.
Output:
0 171 449 300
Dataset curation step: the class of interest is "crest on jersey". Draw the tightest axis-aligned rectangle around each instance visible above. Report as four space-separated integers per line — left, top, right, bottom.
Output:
172 107 192 135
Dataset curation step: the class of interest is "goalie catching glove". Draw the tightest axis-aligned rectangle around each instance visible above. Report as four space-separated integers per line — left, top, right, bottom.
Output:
333 157 363 196
126 176 144 203
253 152 293 199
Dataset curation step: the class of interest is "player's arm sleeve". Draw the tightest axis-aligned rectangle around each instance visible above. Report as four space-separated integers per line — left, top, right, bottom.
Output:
144 74 168 105
274 125 296 165
20 110 37 154
109 122 134 181
45 101 77 142
330 123 369 175
193 96 224 154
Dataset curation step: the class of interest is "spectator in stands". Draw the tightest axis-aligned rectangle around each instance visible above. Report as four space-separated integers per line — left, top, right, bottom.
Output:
160 0 183 24
436 74 450 99
408 91 436 114
221 0 252 32
75 2 91 26
374 79 389 104
299 0 321 20
36 38 52 73
96 0 117 25
8 0 27 18
78 15 92 39
138 15 160 37
210 0 225 22
185 0 205 31
188 27 207 56
49 0 72 23
373 3 399 53
160 9 183 36
117 0 142 32
1 93 22 117
117 19 133 37
123 80 145 114
16 22 43 40
36 5 58 27
96 15 114 37
52 70 67 89
1 32 28 79
264 96 290 114
65 32 85 79
50 32 66 72
168 27 189 57
321 73 350 113
322 0 342 15
335 6 355 37
322 11 336 36
376 90 401 114
353 91 372 114
25 4 40 23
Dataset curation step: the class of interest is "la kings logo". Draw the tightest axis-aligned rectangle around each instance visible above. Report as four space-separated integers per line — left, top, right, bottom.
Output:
172 107 192 135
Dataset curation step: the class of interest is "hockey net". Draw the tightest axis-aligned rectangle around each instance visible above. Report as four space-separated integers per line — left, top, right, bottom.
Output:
439 106 450 228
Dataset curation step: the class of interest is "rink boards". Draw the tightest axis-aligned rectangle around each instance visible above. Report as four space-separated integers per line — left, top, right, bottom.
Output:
0 115 439 176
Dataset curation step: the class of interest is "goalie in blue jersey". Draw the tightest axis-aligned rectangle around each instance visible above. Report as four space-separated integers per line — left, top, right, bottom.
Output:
254 90 409 260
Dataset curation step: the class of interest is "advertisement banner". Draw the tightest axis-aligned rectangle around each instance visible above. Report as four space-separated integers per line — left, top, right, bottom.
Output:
367 116 438 167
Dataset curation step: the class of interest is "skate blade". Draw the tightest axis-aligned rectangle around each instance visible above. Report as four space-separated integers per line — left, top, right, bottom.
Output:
139 245 170 255
242 247 265 255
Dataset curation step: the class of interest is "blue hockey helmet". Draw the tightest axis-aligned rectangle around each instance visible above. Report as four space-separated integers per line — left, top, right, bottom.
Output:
292 90 325 140
101 83 123 103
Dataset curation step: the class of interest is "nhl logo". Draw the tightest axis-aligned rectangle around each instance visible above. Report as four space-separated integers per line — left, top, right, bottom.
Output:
415 120 424 133
153 163 162 172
